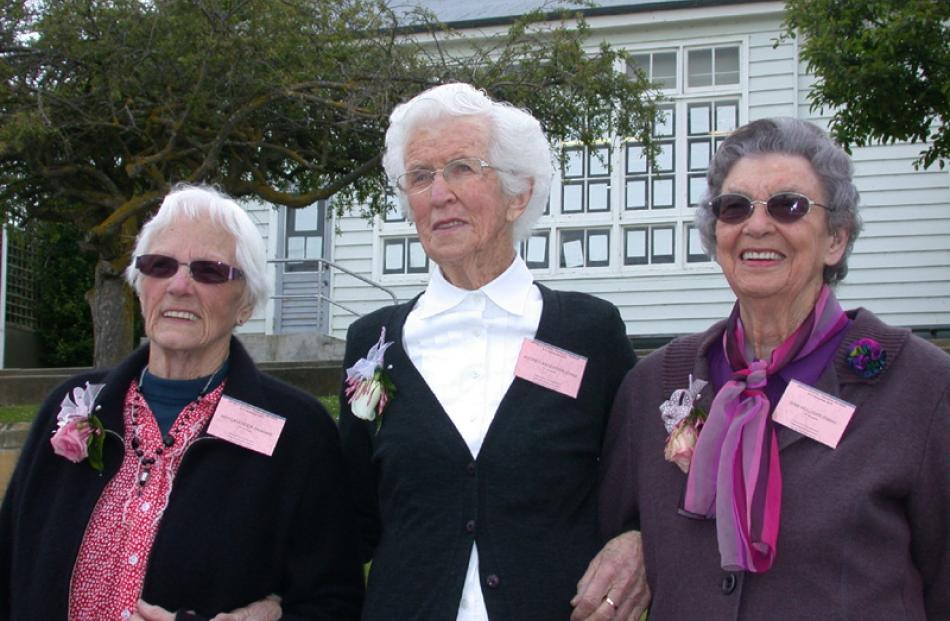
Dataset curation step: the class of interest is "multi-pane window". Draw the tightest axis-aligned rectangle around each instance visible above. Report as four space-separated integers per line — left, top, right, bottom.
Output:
624 226 675 265
562 145 611 213
687 100 738 205
618 43 740 267
383 193 405 222
378 43 740 277
687 46 740 88
383 236 428 275
686 224 710 263
628 51 677 90
285 201 325 272
625 106 675 210
519 232 550 269
560 228 610 268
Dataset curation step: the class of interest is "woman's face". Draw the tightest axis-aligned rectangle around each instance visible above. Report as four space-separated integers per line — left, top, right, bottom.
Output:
715 153 847 310
138 215 252 375
403 116 529 288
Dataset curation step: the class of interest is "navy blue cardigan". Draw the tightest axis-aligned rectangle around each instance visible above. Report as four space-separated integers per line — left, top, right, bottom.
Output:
0 337 363 620
340 284 636 620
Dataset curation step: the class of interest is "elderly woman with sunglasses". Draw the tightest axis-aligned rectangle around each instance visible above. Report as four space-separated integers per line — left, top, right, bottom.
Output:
597 117 950 619
0 186 363 621
338 83 649 620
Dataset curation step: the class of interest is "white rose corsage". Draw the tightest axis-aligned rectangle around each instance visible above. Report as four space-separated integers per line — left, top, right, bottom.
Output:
345 327 395 426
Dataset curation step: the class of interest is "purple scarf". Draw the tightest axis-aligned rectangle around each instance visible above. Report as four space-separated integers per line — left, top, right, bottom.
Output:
681 285 848 572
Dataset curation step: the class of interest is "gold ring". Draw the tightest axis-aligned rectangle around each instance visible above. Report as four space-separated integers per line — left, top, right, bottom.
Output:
604 595 618 609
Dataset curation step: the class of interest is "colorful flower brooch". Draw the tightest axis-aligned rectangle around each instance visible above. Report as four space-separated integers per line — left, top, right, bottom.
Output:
846 337 887 379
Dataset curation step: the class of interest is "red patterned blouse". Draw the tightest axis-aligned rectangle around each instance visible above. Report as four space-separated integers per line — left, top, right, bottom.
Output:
69 380 225 621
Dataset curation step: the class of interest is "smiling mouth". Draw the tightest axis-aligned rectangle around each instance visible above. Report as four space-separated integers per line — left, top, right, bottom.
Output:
163 310 198 321
741 250 783 261
433 219 467 231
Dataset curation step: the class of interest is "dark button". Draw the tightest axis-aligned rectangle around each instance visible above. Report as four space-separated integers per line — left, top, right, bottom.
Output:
465 520 476 533
485 574 500 589
466 461 477 475
721 573 737 595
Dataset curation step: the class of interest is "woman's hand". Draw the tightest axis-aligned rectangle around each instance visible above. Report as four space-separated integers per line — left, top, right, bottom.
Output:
570 531 650 621
132 600 177 621
210 594 282 621
132 595 281 621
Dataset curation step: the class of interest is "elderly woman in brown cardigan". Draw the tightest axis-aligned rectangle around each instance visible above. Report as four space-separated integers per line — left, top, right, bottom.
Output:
599 118 950 619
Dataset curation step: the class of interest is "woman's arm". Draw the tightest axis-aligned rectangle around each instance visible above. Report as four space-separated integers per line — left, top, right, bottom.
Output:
910 382 950 615
278 406 364 620
133 596 282 621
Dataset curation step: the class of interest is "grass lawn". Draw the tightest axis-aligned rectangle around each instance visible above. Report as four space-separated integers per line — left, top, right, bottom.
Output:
0 405 38 425
0 396 339 426
318 396 340 420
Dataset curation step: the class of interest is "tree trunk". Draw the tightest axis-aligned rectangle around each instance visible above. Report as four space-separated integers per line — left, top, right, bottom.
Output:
87 258 136 368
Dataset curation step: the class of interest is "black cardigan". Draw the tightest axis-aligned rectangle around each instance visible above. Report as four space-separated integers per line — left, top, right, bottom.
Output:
0 337 363 620
339 284 636 620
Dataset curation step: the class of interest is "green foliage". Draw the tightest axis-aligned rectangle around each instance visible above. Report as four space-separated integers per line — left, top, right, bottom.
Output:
1 0 659 227
31 221 96 367
0 0 661 360
783 0 950 169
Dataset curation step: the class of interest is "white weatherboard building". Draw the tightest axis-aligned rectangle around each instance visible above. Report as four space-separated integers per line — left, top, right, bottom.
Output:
238 0 950 350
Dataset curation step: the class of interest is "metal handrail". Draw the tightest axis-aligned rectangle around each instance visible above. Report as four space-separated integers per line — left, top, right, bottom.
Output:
271 293 364 317
269 257 399 317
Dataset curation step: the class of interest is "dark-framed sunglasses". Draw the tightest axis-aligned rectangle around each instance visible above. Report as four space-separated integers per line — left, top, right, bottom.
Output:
709 192 829 225
135 254 245 284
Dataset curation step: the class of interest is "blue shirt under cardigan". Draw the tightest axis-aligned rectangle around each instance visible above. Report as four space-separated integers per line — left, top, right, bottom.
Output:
139 361 229 433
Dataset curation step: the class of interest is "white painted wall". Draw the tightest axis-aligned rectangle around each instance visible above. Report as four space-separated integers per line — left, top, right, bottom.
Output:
278 2 950 342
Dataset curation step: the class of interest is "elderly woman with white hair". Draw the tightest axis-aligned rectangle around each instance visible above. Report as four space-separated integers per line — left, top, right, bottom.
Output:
0 185 363 621
339 83 644 620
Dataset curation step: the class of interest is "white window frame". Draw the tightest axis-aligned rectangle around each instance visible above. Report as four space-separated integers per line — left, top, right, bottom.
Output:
374 38 746 281
522 38 745 278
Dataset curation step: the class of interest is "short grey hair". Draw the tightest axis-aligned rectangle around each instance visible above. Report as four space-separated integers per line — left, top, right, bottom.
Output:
382 82 555 242
695 117 862 284
125 184 272 312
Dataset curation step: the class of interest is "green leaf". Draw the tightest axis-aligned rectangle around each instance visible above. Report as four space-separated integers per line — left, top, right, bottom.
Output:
86 415 106 472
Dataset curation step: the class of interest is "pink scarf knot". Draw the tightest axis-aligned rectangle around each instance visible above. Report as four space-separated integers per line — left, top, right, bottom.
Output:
680 286 848 573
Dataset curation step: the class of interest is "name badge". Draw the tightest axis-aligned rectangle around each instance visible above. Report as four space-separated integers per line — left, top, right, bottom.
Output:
772 380 856 449
207 396 286 456
514 338 588 399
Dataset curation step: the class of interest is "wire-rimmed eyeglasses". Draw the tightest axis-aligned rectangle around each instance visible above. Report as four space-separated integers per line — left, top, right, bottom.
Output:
396 158 498 195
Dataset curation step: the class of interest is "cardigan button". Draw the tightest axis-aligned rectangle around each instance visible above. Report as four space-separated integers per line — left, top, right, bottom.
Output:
486 574 500 589
721 572 737 594
466 461 476 475
465 519 476 533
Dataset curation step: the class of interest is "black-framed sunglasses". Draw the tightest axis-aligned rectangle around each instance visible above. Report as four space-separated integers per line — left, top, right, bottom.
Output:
135 254 245 284
709 192 829 225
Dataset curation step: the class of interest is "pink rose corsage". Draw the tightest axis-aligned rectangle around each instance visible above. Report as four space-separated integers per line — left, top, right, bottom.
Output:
50 382 106 471
345 328 396 427
659 375 708 473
